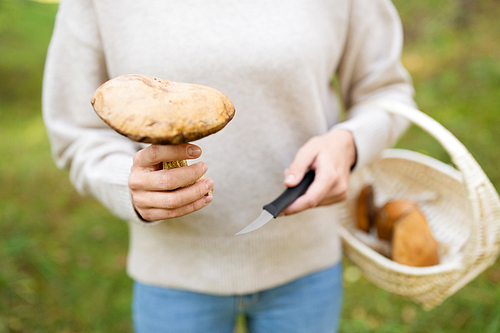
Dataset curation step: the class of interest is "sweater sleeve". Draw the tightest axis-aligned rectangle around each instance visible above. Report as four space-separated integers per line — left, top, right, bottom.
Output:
333 0 415 170
42 0 145 224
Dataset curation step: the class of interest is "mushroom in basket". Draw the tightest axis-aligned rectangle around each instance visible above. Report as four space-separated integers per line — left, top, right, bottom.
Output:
355 185 440 267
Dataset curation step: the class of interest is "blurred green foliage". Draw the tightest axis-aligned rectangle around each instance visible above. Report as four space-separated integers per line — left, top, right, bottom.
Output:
0 0 499 332
1 1 132 332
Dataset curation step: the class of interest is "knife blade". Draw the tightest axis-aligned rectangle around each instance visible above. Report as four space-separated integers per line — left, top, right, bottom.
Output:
235 170 316 235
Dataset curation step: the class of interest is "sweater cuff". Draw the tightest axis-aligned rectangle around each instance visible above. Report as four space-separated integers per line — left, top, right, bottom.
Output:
92 154 160 225
331 104 409 172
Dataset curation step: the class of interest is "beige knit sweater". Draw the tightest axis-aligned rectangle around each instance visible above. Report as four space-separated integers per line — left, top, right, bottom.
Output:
43 0 415 294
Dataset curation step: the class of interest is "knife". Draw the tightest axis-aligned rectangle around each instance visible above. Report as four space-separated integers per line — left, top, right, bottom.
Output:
235 170 316 235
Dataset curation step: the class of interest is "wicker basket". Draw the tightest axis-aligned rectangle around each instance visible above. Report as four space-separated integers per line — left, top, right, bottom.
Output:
337 100 500 310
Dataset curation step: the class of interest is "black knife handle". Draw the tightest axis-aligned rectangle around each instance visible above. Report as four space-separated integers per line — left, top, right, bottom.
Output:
263 170 316 218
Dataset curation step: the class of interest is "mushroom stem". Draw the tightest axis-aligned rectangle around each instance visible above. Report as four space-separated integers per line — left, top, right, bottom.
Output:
162 159 206 189
162 160 188 170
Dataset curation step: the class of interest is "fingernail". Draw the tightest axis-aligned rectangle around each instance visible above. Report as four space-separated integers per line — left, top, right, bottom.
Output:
204 193 213 204
285 174 295 183
202 163 208 173
187 145 201 157
205 178 214 191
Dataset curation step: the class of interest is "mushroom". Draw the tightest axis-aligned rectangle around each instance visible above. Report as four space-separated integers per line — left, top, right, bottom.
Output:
391 206 440 267
353 185 440 266
355 184 377 232
91 74 235 171
374 200 417 241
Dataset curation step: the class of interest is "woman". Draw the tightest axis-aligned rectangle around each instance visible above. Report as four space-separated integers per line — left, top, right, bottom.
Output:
43 0 415 331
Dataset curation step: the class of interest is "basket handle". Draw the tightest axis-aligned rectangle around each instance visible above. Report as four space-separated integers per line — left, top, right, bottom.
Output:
368 99 500 263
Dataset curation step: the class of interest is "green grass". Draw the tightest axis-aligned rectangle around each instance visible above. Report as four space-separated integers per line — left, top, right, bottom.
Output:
1 0 499 332
0 1 132 332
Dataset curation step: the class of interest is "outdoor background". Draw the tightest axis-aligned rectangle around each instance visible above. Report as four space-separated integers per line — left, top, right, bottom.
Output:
1 0 499 332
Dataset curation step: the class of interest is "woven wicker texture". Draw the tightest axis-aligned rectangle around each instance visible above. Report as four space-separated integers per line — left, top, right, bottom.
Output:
337 100 500 310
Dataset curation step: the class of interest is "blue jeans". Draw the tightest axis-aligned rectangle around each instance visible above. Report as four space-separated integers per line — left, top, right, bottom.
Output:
132 262 343 333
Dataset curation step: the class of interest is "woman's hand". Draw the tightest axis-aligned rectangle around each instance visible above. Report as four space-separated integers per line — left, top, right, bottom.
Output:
283 129 357 215
128 144 214 222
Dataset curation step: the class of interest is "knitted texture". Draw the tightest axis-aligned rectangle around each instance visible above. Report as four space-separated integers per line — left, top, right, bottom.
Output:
43 0 415 294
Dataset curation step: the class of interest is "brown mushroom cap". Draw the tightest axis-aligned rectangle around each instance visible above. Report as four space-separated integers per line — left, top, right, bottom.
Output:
375 200 417 241
392 207 439 267
355 185 376 233
91 74 235 144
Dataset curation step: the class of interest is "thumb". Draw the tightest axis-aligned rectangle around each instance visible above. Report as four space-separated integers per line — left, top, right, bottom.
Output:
284 143 318 187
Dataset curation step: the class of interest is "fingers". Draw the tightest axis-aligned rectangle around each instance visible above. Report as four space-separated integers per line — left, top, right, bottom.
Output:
284 137 319 187
129 162 208 191
284 166 348 215
133 144 202 168
134 178 214 209
138 192 214 222
129 144 212 222
132 178 215 221
282 130 355 216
